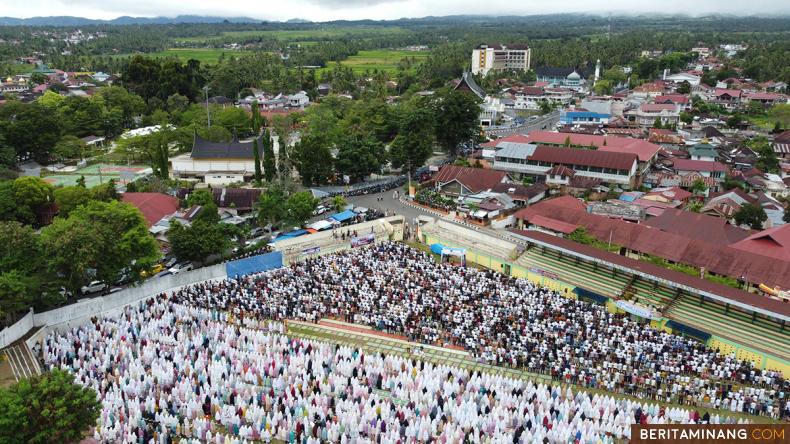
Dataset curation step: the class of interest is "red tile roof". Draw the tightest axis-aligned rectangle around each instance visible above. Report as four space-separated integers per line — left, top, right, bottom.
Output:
513 196 586 220
122 192 180 227
513 198 790 289
546 165 576 177
434 165 508 193
530 145 638 171
714 88 741 98
481 134 531 148
730 225 790 261
511 229 790 318
525 131 660 162
644 209 750 245
654 94 689 104
528 214 579 234
670 158 729 173
640 103 678 113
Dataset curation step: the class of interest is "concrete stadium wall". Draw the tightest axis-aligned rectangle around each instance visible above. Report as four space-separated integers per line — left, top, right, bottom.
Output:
5 264 228 351
0 310 34 349
273 216 405 265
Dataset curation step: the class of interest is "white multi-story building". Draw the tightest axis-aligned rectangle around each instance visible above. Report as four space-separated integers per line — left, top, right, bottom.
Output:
471 44 531 77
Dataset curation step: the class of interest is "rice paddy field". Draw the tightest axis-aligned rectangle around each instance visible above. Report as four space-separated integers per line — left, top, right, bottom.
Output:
113 48 251 64
315 49 429 75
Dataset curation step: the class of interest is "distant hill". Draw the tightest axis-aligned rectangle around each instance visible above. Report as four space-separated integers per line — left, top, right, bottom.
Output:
0 15 264 26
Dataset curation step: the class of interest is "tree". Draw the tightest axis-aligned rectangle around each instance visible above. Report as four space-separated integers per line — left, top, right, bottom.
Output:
331 195 347 212
285 191 318 227
185 189 214 207
257 185 288 230
0 177 55 226
253 138 262 186
721 175 744 191
0 221 48 319
749 137 780 173
690 178 708 195
291 135 334 186
389 102 435 171
593 79 613 95
53 186 92 218
262 129 276 182
52 136 87 161
432 88 481 157
676 81 691 94
335 135 386 183
0 369 100 444
167 219 232 263
40 200 159 293
734 203 767 230
0 102 62 163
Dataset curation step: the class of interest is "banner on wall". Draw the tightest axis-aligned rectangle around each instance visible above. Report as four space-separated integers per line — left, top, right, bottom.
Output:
351 233 375 248
528 267 559 281
301 246 320 255
615 300 660 320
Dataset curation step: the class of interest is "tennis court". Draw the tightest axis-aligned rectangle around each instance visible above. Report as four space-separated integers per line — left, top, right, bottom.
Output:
74 163 149 177
42 174 106 188
43 163 152 188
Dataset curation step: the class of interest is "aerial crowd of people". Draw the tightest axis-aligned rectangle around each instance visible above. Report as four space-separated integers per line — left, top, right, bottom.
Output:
44 241 788 443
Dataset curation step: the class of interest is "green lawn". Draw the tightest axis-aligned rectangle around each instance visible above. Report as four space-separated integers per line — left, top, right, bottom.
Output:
113 48 251 64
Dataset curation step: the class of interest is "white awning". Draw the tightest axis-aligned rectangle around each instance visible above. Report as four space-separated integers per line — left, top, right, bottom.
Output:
308 220 333 231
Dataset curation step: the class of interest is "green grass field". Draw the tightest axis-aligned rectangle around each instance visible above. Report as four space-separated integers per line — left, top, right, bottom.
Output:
114 48 251 64
312 49 429 76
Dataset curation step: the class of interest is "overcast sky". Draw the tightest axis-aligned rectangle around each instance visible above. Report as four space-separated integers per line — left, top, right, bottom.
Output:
4 0 789 21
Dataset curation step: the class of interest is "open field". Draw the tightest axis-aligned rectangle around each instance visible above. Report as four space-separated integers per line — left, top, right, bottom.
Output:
113 48 251 64
312 49 429 76
175 26 407 43
287 321 784 425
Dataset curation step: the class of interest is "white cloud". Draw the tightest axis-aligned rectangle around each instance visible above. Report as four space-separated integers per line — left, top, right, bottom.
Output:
3 0 789 20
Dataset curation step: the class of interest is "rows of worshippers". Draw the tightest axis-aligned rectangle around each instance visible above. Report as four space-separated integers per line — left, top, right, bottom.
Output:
168 241 789 421
44 298 752 444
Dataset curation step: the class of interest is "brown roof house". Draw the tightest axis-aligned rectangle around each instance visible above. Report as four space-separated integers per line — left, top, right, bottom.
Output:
433 165 510 197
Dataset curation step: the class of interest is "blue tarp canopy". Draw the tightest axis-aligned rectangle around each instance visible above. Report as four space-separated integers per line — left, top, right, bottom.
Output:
330 210 356 222
226 251 283 277
430 243 446 255
270 229 309 243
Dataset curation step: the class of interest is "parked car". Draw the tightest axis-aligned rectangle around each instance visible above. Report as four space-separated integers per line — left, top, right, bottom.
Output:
81 280 107 295
248 227 265 238
162 257 178 268
245 236 268 247
313 205 328 216
140 263 165 278
168 262 193 275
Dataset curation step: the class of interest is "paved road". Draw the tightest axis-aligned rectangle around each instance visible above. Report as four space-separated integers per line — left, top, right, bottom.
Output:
343 187 425 225
485 110 561 137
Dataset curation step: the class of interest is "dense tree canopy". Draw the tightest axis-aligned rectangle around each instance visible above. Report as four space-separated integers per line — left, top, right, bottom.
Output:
40 200 159 293
0 369 100 444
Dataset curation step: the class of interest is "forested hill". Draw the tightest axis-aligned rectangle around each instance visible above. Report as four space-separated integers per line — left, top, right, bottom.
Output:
0 15 262 26
2 14 790 30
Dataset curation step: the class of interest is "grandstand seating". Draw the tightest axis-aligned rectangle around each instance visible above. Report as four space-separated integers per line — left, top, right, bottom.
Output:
517 247 631 297
664 295 790 361
518 246 789 362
